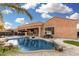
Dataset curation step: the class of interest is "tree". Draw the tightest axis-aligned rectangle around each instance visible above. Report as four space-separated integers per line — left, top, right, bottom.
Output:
0 3 32 30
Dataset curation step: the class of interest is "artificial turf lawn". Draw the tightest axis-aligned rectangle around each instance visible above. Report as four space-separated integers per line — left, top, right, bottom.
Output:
64 40 79 46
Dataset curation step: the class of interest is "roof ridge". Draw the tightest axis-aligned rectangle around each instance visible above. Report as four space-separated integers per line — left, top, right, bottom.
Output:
49 16 77 21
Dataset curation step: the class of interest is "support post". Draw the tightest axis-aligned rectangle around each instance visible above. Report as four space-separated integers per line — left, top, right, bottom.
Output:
38 26 41 37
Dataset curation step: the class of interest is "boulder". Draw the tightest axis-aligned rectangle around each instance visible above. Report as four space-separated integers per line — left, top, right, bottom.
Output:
55 46 63 52
0 38 6 45
3 42 13 49
0 38 8 43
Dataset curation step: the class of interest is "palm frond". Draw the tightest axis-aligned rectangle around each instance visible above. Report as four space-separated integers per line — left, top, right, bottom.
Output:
0 11 4 23
0 11 4 30
1 3 32 20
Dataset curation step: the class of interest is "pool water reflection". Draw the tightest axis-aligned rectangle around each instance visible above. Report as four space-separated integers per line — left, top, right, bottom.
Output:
17 37 57 52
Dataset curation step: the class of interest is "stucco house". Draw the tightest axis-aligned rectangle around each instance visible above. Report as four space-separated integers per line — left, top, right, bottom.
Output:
16 17 77 39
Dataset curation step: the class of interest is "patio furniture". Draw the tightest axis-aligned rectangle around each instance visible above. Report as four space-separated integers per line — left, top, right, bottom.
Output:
44 34 53 38
32 36 35 38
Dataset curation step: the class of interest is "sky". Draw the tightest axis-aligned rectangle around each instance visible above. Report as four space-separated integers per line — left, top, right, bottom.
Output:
2 3 79 29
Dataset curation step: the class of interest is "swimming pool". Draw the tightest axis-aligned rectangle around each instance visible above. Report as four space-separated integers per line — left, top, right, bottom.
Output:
8 37 57 52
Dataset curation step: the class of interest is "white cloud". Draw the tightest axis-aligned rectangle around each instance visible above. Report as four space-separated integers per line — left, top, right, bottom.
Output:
36 3 73 13
36 3 73 19
68 13 79 19
15 18 25 24
66 16 70 19
4 22 13 29
21 3 38 9
1 9 12 15
26 22 29 24
41 13 52 19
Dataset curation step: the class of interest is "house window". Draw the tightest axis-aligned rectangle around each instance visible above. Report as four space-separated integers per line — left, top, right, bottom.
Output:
45 27 54 35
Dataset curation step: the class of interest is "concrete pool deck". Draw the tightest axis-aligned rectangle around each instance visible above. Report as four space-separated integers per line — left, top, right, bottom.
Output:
0 37 79 56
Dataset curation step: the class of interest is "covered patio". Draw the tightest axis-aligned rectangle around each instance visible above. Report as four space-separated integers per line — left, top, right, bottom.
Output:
17 22 44 37
25 26 42 37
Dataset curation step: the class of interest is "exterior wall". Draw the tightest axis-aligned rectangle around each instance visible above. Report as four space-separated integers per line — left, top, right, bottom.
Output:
44 17 77 39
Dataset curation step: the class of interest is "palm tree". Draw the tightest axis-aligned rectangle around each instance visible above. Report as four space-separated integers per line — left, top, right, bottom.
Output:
0 3 32 31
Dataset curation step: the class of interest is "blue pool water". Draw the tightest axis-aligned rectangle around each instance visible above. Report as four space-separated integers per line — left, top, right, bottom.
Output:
16 37 57 51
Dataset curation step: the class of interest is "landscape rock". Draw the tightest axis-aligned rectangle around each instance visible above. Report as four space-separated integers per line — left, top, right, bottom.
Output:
3 42 13 49
55 46 64 52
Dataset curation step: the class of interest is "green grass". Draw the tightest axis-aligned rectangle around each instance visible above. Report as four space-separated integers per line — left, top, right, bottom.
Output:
64 40 79 46
0 47 20 56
